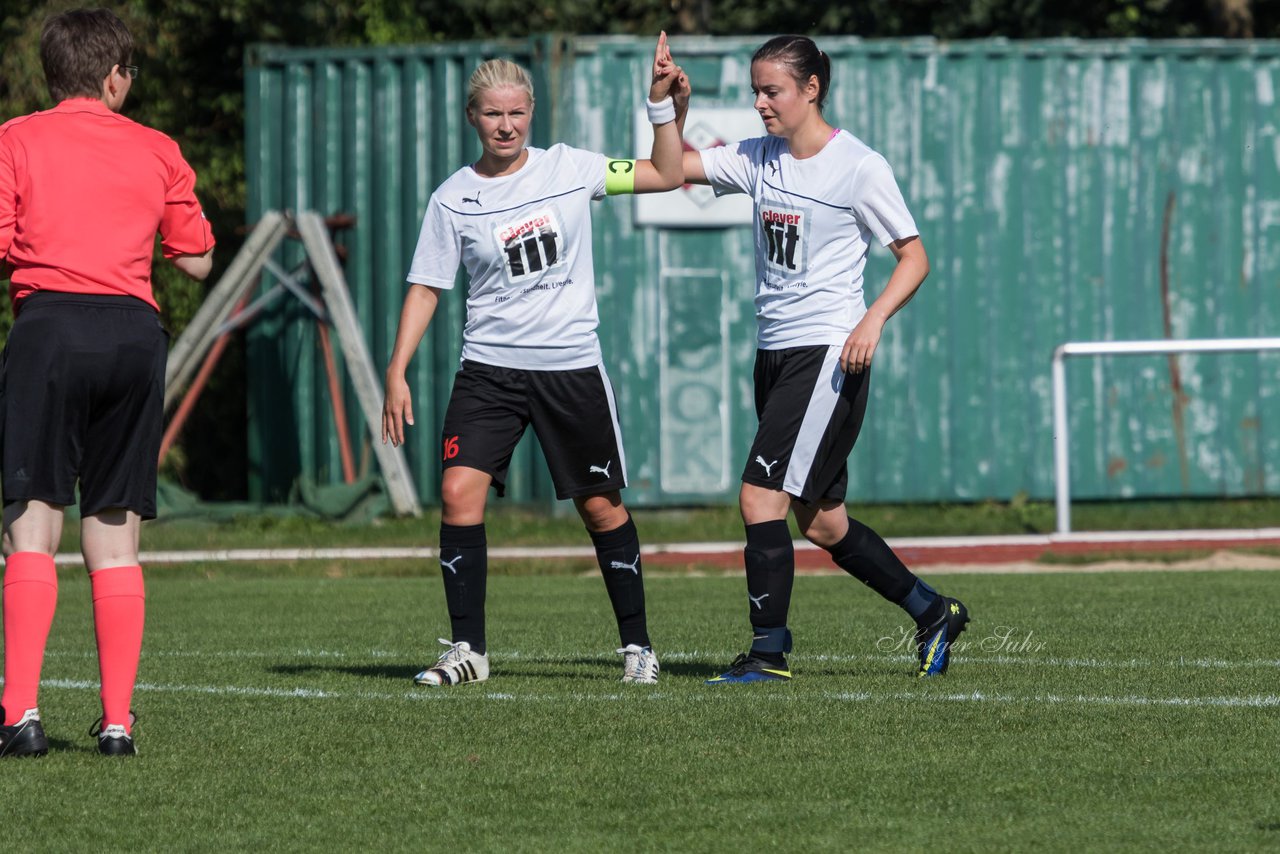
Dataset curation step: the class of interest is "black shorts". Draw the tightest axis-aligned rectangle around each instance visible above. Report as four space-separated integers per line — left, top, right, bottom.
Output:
441 360 628 500
742 344 871 506
0 293 168 519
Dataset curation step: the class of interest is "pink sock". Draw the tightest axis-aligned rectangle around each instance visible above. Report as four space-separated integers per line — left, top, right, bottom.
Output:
2 552 59 725
91 565 145 733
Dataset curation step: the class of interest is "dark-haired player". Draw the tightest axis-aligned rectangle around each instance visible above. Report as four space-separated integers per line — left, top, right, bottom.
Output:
674 35 970 683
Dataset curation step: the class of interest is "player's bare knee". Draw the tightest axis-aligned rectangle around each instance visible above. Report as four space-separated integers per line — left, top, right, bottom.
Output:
794 500 847 549
439 485 485 525
4 535 59 556
440 504 485 527
575 493 626 532
5 536 60 556
740 483 790 525
79 508 140 570
798 521 841 549
81 538 139 570
438 480 469 511
2 501 63 556
83 550 139 572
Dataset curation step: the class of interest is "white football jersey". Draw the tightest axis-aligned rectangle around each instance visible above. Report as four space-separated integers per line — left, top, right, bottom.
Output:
407 145 609 370
700 130 918 349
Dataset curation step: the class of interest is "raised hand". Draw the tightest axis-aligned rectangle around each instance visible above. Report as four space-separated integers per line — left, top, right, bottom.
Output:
672 71 691 120
649 31 681 102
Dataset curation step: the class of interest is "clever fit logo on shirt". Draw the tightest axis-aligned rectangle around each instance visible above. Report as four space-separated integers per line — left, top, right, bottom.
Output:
495 208 566 284
759 203 809 274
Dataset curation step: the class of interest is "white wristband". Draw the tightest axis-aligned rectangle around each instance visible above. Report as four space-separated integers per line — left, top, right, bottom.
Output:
646 96 676 125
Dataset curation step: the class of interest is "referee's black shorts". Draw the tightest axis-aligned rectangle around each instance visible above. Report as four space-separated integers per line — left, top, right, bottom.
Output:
441 359 628 500
0 292 168 519
742 344 871 506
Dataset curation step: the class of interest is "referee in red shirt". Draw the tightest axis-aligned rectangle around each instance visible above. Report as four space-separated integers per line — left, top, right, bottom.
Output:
0 8 214 757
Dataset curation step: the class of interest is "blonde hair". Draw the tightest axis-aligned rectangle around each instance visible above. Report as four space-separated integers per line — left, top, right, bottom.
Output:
466 59 535 113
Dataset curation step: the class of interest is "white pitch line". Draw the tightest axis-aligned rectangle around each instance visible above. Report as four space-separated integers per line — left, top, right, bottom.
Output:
830 690 1280 709
501 649 1280 671
33 648 1280 672
39 678 343 700
34 526 1280 566
27 677 1280 710
675 650 1280 671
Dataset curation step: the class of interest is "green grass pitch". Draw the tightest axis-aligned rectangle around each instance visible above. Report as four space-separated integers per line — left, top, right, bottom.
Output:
4 565 1278 851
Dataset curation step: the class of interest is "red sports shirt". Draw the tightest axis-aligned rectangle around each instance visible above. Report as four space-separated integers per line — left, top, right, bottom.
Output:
0 97 214 311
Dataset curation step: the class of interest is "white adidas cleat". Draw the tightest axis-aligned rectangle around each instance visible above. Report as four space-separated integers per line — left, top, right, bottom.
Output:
618 644 659 684
414 639 489 686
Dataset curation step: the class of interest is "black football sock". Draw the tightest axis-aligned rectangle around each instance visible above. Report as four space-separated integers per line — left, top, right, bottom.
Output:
589 515 650 649
744 519 794 661
826 516 939 621
439 522 488 654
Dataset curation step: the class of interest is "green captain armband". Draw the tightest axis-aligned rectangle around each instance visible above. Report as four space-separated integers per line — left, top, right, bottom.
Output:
605 159 637 195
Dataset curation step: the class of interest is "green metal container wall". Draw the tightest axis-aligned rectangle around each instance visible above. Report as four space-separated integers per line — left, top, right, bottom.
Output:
246 38 1280 506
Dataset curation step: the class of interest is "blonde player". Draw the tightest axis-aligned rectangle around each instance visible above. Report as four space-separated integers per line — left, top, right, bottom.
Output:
383 35 684 686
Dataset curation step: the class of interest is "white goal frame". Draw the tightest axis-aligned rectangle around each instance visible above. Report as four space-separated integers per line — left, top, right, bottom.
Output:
1052 337 1280 533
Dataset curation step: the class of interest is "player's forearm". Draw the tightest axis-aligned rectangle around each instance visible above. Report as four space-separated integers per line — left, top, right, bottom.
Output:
386 284 440 377
866 239 929 324
672 79 710 185
673 71 689 137
648 121 685 189
171 248 214 281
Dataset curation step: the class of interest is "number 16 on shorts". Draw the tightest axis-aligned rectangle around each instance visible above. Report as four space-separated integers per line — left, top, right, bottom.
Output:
443 435 460 461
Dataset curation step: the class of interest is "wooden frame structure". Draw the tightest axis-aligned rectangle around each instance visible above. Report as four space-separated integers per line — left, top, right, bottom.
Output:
162 210 421 517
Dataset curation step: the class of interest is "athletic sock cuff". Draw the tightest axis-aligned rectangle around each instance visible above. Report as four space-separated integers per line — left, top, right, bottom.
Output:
588 515 637 551
749 625 791 654
440 522 487 549
745 519 791 550
3 551 58 586
908 584 945 624
90 565 145 601
826 516 864 561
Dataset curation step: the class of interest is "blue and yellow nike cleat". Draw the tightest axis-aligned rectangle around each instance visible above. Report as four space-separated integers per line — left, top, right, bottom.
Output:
705 652 792 684
915 597 970 677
